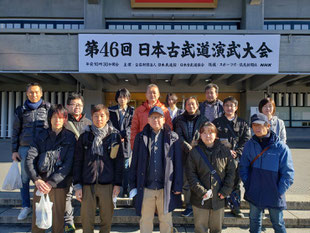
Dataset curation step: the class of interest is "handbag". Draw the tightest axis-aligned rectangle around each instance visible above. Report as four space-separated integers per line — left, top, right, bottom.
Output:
37 147 62 175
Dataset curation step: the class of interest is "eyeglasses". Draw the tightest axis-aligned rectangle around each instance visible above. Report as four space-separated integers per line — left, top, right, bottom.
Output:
69 103 83 108
149 116 164 121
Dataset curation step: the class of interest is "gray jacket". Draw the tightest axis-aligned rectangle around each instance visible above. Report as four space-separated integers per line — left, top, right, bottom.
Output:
270 116 287 143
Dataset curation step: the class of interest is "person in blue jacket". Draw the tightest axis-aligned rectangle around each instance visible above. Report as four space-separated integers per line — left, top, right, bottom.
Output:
240 113 294 233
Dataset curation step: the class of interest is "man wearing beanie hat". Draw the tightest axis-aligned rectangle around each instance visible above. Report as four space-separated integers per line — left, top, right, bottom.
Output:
129 106 183 233
240 113 294 233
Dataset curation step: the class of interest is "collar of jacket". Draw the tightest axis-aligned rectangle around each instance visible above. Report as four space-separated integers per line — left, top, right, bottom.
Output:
198 139 222 155
203 99 223 107
141 100 164 112
84 121 118 135
68 113 86 122
252 130 279 147
141 123 178 157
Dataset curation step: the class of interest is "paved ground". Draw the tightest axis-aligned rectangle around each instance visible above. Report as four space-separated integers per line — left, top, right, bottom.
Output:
0 225 310 233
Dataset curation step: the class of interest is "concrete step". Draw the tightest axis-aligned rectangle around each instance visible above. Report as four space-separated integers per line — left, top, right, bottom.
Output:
0 207 309 228
1 197 310 210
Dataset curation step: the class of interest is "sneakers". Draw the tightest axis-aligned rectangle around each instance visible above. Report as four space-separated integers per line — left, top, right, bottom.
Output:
231 208 245 218
64 223 76 233
181 208 193 217
17 207 31 220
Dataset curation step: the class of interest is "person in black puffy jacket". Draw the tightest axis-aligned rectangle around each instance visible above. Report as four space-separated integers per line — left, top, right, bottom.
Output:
26 104 76 233
73 104 124 233
11 82 51 221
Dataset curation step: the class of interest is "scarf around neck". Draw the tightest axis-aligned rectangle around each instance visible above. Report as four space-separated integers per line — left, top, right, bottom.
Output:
91 124 110 156
25 99 43 110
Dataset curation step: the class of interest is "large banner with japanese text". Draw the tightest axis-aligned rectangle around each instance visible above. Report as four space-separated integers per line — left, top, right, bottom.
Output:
78 34 280 74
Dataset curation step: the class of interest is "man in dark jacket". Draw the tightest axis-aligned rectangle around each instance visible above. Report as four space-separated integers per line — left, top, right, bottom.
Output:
240 113 294 233
213 96 251 217
199 83 224 122
174 96 208 217
64 93 92 232
73 104 124 233
11 82 50 220
109 88 134 197
25 104 76 233
129 106 183 233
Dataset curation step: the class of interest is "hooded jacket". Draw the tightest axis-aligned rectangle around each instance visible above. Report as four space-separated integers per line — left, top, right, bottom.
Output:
130 100 172 149
240 131 294 209
186 140 236 210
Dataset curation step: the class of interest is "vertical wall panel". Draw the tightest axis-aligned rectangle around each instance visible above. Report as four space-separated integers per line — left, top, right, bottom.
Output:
7 92 14 137
57 92 63 104
51 92 56 104
1 92 7 137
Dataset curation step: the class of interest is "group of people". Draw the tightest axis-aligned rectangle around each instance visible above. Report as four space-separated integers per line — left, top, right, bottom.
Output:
11 82 294 233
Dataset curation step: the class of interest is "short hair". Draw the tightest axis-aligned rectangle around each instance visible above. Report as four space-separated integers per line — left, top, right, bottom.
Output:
223 96 238 107
204 83 219 93
185 96 199 106
26 82 42 92
165 93 178 106
146 84 159 93
66 93 85 106
115 88 131 103
48 104 68 128
258 98 276 115
199 122 218 136
91 104 109 118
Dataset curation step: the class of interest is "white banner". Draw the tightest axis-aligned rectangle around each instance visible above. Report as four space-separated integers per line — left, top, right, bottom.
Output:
79 34 280 74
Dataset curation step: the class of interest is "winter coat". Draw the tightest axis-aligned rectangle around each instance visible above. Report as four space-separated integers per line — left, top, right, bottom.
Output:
186 140 236 210
12 100 51 152
199 99 224 121
240 131 294 209
174 112 208 164
213 115 251 158
129 124 183 216
130 100 172 149
25 128 76 188
109 105 134 158
270 116 287 143
73 123 124 188
65 113 92 140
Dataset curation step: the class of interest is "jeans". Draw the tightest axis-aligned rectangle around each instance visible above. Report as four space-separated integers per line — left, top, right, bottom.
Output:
249 202 287 233
122 158 130 196
19 146 31 208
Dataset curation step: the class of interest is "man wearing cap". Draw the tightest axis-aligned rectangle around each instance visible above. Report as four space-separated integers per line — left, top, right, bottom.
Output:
240 113 294 233
129 106 183 233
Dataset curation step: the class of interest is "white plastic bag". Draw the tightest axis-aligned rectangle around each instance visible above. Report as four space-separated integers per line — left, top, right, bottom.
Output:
35 193 53 229
2 161 22 190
